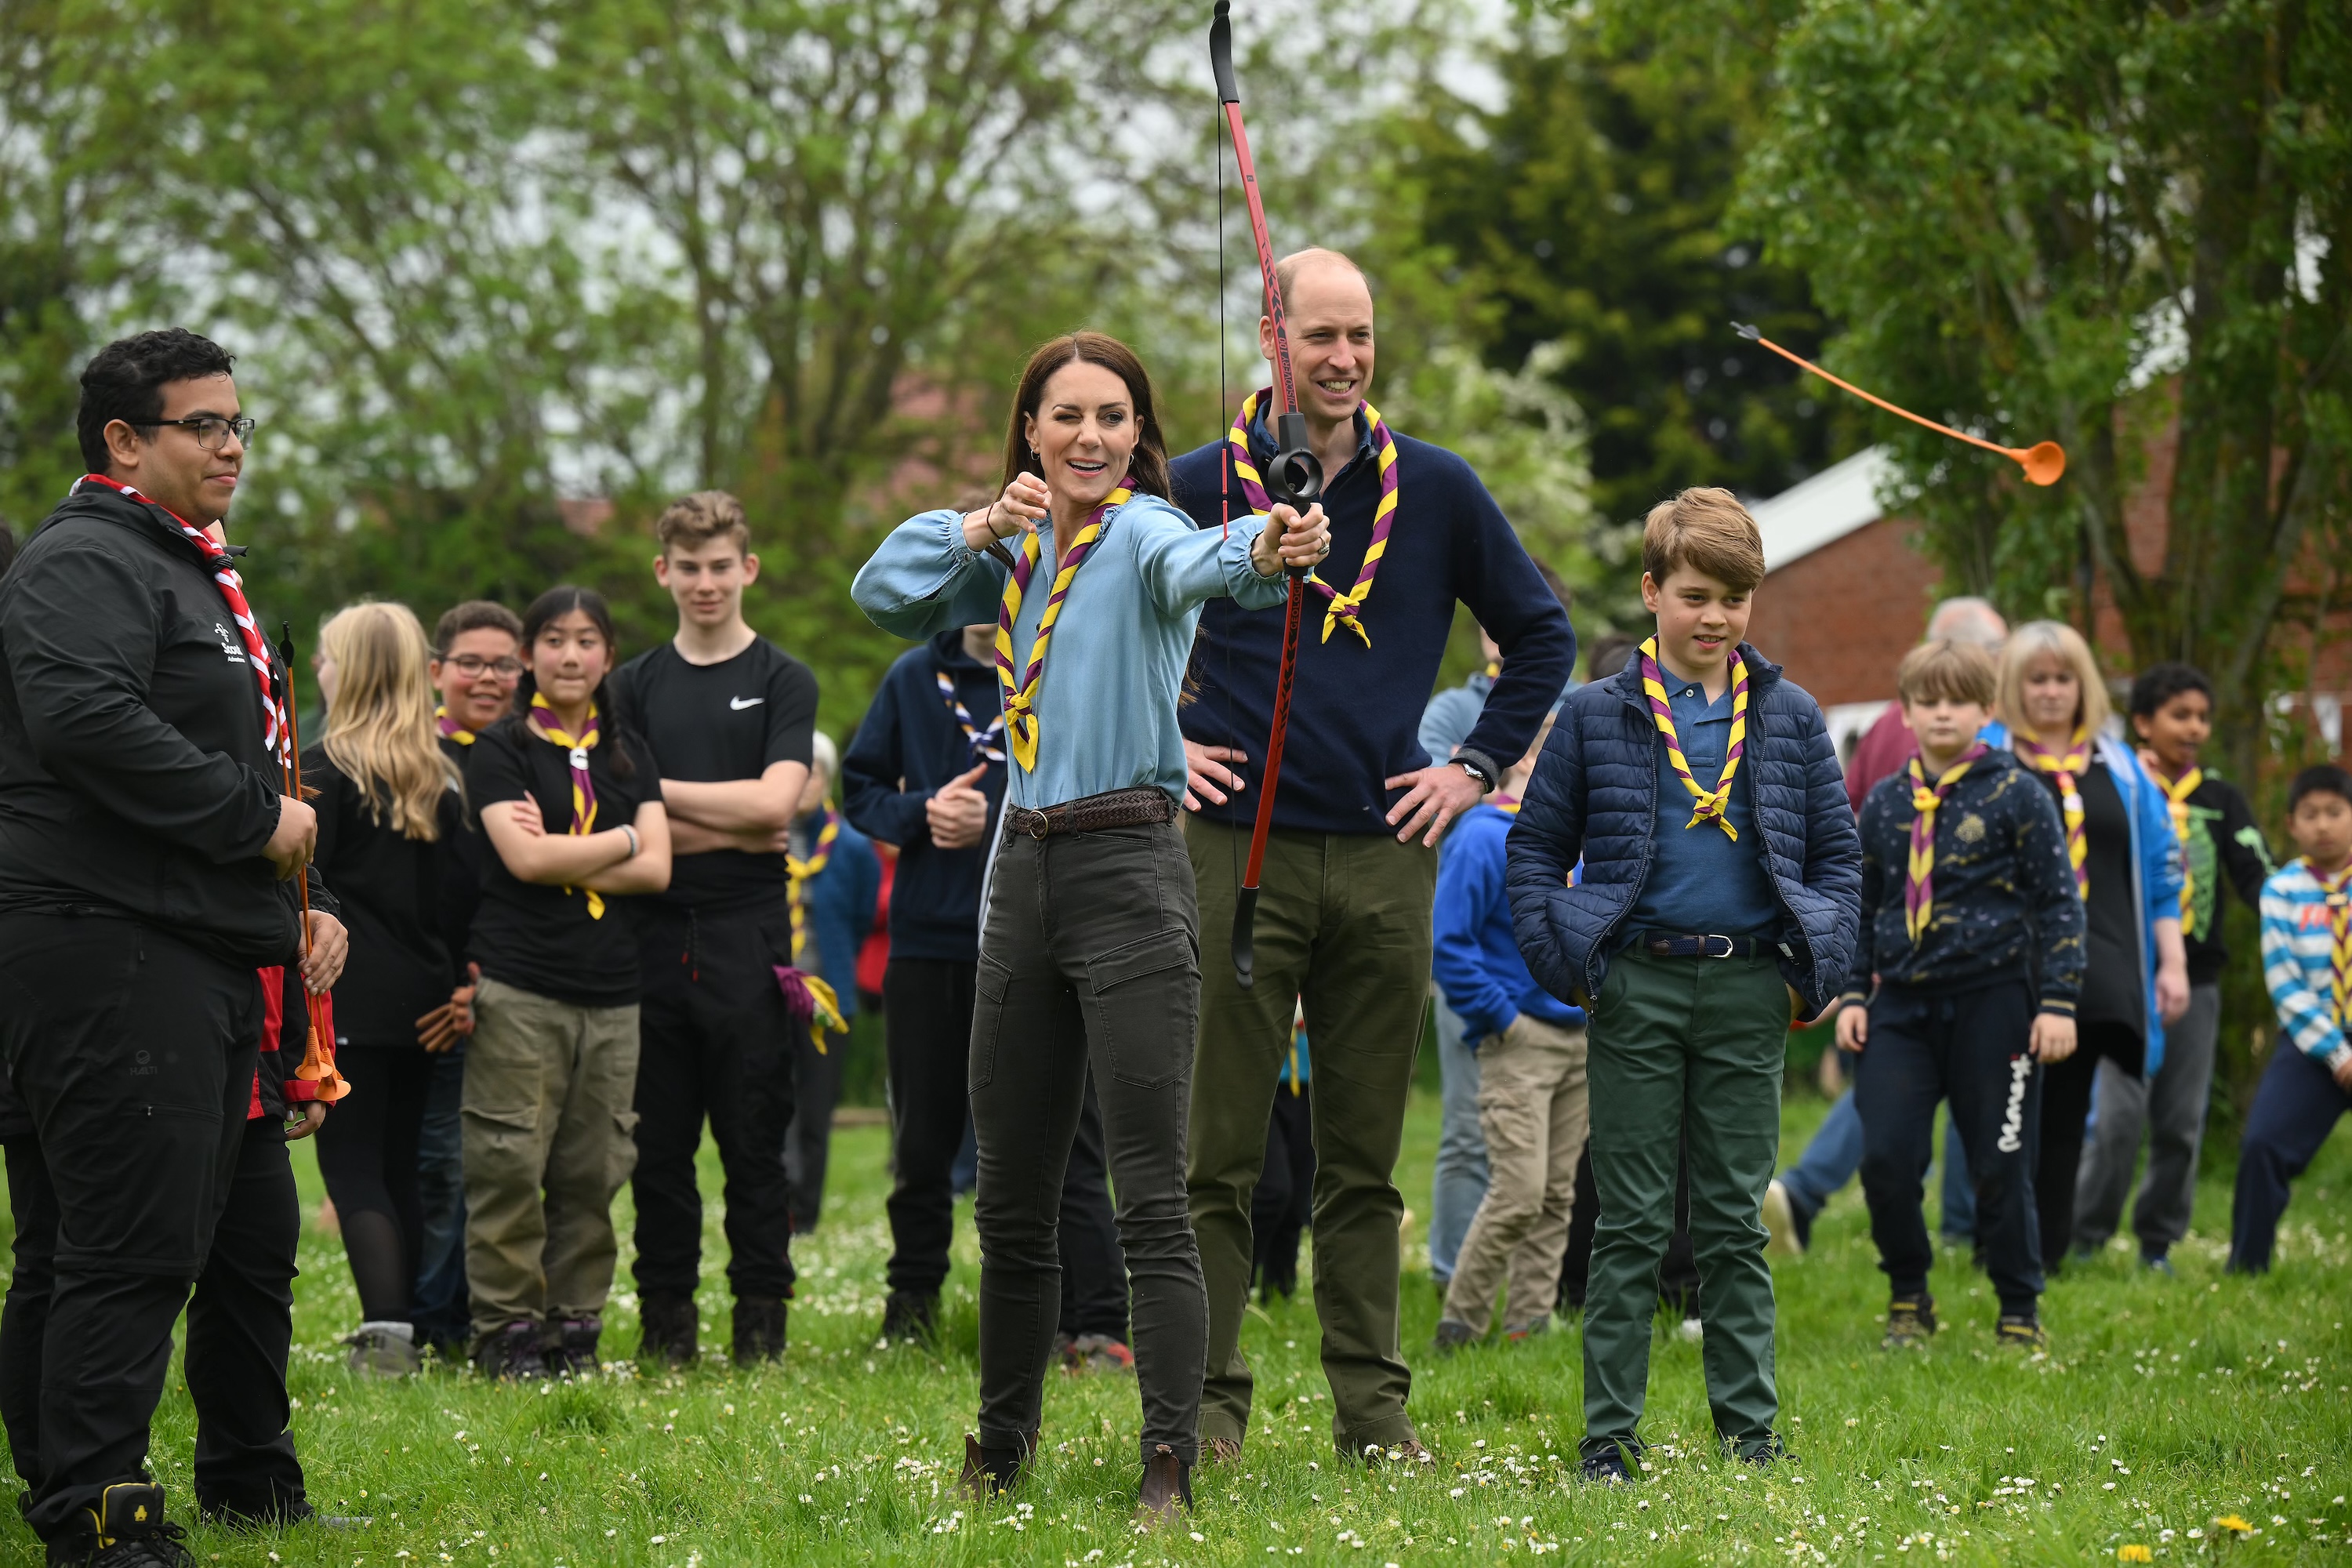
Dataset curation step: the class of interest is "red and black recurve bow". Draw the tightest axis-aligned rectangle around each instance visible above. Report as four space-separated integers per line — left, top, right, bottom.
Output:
1211 0 1322 990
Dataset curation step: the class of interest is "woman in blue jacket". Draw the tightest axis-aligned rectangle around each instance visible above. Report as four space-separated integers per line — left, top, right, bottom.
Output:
1995 621 2187 1266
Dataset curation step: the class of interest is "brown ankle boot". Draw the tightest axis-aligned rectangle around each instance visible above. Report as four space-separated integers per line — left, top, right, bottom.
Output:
959 1432 1030 1499
1136 1443 1192 1524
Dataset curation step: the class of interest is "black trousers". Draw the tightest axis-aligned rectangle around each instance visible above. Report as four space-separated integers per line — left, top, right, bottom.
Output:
0 914 267 1542
2229 1044 2351 1272
1250 1083 1315 1300
1856 980 2044 1315
786 1022 841 1232
880 957 1128 1338
313 1042 434 1321
631 902 799 1301
2037 1019 2142 1265
971 824 1207 1464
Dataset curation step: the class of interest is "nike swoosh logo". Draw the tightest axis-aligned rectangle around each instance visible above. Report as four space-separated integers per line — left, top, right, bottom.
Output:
730 696 764 710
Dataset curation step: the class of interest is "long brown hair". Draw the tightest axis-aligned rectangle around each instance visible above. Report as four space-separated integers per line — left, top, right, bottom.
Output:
999 332 1172 501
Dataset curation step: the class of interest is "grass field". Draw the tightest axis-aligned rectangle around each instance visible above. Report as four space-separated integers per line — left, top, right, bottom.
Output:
7 1087 2350 1566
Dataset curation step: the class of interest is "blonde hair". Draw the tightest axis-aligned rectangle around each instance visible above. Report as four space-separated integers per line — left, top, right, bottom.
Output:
1642 487 1766 593
809 730 838 786
320 601 459 841
1896 640 1997 708
1998 619 2111 739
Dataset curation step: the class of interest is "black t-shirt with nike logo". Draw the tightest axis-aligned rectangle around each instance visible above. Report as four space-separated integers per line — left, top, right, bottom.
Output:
608 637 819 911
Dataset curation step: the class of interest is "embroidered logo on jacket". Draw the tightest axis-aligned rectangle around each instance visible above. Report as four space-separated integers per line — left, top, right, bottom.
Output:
1955 813 1987 844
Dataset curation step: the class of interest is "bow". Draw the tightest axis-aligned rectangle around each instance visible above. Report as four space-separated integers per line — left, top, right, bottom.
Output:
1212 0 1321 989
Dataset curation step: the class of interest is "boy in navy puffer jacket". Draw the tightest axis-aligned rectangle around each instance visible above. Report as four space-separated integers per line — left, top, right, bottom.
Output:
1507 488 1861 1481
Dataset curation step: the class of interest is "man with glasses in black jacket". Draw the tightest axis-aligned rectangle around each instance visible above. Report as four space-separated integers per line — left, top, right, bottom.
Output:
0 329 343 1563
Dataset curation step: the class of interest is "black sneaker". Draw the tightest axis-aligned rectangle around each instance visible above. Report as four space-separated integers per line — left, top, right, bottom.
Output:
1882 1295 1939 1349
472 1319 546 1380
1733 1434 1794 1468
733 1296 787 1367
1995 1314 2049 1351
638 1291 698 1366
1432 1318 1478 1356
543 1315 601 1378
52 1483 194 1568
880 1290 937 1344
1578 1446 1634 1486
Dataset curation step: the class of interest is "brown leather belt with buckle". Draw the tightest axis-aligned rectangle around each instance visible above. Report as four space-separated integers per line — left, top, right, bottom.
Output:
1005 786 1176 840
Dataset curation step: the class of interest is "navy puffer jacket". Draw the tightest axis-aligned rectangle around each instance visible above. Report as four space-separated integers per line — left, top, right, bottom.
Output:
1505 645 1864 1014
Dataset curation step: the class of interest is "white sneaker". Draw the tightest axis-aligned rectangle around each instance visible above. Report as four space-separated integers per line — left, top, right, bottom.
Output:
1762 1179 1805 1258
346 1320 422 1379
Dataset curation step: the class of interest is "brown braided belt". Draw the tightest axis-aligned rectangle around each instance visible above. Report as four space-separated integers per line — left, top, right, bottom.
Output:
1004 785 1176 840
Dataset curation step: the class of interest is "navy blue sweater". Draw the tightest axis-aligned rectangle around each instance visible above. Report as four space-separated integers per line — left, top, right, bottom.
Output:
1170 408 1576 836
840 628 1007 964
1506 647 1864 1013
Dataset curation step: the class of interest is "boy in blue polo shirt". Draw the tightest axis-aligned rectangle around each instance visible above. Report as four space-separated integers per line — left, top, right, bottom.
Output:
1509 488 1861 1480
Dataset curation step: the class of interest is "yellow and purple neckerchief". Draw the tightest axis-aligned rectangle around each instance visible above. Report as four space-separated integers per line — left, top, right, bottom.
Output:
2155 764 2203 937
527 693 603 919
937 670 1006 766
435 704 474 746
1637 637 1749 840
775 808 848 1053
1903 742 1987 942
2318 861 2352 1028
995 479 1131 771
2013 728 2092 898
1226 389 1398 647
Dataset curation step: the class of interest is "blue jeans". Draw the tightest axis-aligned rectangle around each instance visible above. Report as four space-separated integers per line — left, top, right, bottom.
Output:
1781 1083 1976 1241
410 1048 469 1349
1428 993 1489 1283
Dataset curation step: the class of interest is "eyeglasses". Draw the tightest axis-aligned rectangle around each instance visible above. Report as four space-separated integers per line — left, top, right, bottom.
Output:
441 654 526 680
145 416 257 451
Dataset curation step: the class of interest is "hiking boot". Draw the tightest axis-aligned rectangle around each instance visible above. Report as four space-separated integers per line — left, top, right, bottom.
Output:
1200 1435 1243 1466
958 1431 1036 1499
879 1290 936 1344
472 1319 546 1381
344 1320 421 1380
1578 1447 1634 1486
1432 1318 1478 1355
638 1291 698 1367
1061 1333 1134 1374
1995 1314 2049 1352
1882 1296 1939 1350
1762 1179 1806 1258
733 1296 788 1367
1734 1434 1794 1468
544 1316 602 1378
1135 1443 1192 1525
52 1483 194 1568
1502 1316 1551 1345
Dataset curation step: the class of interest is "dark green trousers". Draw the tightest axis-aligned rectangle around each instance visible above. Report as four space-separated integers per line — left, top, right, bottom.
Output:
1582 946 1787 1461
1184 818 1436 1455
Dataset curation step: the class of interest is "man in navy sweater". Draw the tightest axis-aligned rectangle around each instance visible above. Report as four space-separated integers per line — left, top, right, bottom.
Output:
1174 249 1576 1465
841 624 1134 1365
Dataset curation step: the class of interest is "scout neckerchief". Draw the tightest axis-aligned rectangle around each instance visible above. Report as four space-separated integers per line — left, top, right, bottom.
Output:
1287 1000 1306 1098
995 478 1131 771
2153 763 2203 937
1227 390 1399 646
2317 860 2352 1029
76 474 285 760
526 692 604 920
937 670 1005 766
2013 727 2092 898
1903 742 1988 943
436 705 474 746
1637 636 1749 840
775 808 848 1054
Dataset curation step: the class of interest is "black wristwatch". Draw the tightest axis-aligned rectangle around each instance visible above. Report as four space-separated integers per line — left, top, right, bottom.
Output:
1452 748 1501 794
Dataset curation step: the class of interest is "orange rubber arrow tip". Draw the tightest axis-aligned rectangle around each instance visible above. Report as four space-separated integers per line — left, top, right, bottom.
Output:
1729 322 2065 487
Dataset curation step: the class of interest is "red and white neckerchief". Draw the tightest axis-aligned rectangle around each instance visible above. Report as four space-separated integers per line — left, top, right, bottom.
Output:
75 474 285 760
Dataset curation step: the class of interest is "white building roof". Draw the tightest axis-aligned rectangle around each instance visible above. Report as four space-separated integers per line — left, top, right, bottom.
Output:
1748 445 1893 573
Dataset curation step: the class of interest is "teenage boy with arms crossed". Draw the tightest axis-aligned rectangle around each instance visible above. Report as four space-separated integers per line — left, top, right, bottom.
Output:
605 491 818 1366
2227 764 2352 1273
1175 248 1575 1466
1840 641 2083 1350
408 601 526 1357
1508 488 1860 1480
2073 662 2270 1272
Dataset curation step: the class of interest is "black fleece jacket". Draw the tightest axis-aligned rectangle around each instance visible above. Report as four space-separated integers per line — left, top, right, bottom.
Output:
0 481 305 969
1846 746 2086 1011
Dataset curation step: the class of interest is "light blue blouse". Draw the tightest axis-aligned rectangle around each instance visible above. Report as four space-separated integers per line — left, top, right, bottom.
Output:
851 494 1287 810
